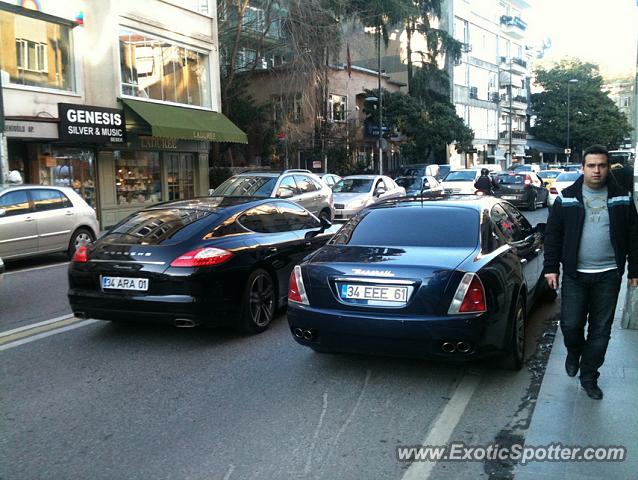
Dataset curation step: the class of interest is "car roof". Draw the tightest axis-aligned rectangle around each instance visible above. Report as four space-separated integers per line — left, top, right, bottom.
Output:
372 194 498 211
0 184 76 194
341 175 379 179
145 196 277 215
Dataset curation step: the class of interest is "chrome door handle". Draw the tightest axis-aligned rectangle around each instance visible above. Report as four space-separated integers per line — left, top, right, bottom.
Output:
65 211 74 216
520 258 528 264
24 216 34 222
534 248 542 253
267 247 278 254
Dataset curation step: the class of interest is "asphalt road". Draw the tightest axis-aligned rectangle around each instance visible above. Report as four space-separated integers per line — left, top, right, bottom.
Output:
0 208 558 480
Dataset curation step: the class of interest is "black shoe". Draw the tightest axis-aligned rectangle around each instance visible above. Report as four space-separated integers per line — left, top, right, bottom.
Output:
581 382 603 400
565 353 579 377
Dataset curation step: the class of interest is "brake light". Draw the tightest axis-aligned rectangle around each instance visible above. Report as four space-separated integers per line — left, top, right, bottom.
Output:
288 265 309 305
448 273 487 314
523 176 532 186
72 245 89 263
550 187 558 194
170 247 233 267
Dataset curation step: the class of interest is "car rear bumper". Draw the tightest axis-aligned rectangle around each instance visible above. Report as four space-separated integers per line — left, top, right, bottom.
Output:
287 303 504 360
68 289 236 326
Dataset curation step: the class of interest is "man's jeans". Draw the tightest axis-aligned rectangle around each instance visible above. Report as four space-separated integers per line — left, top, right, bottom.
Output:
560 270 622 383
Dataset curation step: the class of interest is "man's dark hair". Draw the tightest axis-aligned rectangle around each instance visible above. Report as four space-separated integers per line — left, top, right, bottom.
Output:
582 145 609 165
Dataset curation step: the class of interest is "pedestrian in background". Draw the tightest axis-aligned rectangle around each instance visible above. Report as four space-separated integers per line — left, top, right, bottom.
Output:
543 144 638 399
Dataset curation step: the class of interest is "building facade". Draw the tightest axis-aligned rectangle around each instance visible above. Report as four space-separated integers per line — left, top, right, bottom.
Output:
1 0 245 226
450 0 531 169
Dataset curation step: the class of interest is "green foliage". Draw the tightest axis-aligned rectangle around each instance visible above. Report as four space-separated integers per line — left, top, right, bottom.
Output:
531 60 632 157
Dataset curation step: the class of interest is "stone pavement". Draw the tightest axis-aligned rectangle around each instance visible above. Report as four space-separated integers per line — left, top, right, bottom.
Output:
515 278 638 479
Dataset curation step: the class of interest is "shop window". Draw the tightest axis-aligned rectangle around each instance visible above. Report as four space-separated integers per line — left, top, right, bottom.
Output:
119 28 211 107
114 151 161 205
35 148 96 209
167 153 195 201
329 94 347 122
0 10 75 91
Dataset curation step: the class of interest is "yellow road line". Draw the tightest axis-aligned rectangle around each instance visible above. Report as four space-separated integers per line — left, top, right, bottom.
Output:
0 316 83 346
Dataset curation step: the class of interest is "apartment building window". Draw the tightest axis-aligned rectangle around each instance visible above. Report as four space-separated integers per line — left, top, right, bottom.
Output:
329 94 347 122
0 10 75 91
272 93 303 123
454 62 468 86
453 17 468 43
237 48 257 71
119 29 211 107
244 5 266 32
622 97 630 107
469 24 497 64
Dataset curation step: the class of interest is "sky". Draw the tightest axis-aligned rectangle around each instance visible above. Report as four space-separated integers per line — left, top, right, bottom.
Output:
525 0 638 78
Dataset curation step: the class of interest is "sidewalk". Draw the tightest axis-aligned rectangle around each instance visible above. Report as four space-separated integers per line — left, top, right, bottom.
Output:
516 279 638 479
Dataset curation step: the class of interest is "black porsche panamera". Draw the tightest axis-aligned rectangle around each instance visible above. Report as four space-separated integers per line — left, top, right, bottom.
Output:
68 197 339 333
287 195 556 369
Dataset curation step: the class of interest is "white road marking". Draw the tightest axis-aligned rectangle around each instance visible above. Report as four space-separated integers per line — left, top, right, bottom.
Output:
222 464 235 480
304 392 329 475
3 262 69 275
0 319 99 351
401 370 483 480
0 314 75 337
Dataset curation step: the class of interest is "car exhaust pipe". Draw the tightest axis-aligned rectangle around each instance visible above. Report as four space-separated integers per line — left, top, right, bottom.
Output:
441 342 456 353
175 318 198 328
302 329 314 341
456 341 471 353
293 328 304 339
74 311 88 320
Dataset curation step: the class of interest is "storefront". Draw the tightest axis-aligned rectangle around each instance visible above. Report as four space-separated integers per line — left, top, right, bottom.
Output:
5 100 247 227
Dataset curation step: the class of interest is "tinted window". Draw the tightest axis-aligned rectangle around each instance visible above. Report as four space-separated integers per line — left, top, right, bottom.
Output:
0 191 30 217
556 172 582 182
500 202 533 238
107 208 214 245
490 204 523 243
330 206 479 247
538 170 561 179
443 171 477 181
333 178 373 193
496 174 526 185
239 204 289 233
32 189 70 211
294 175 317 193
395 177 423 190
276 201 320 230
213 176 278 197
276 176 299 197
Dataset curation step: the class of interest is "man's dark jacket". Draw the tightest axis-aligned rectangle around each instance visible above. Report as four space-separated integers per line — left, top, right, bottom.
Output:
544 175 638 278
474 175 496 192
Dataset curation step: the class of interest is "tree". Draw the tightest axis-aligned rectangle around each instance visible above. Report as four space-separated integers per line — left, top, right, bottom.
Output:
365 88 473 161
531 60 632 159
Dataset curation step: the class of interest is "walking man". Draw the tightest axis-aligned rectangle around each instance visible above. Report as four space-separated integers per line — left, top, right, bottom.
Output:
544 144 638 399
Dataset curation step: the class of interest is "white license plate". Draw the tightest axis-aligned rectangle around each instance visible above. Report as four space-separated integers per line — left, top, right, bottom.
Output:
341 284 407 303
502 195 517 200
101 276 149 291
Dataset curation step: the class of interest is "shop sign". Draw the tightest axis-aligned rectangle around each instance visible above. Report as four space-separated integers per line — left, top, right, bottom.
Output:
4 120 59 139
58 103 126 144
140 136 178 150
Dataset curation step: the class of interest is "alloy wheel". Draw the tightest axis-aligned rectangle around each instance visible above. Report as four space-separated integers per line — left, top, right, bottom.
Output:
248 272 274 328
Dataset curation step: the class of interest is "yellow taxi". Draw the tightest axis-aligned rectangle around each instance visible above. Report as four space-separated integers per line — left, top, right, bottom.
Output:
537 169 563 191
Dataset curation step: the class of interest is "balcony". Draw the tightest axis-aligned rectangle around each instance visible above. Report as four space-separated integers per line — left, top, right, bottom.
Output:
500 15 527 39
500 94 528 112
499 130 527 144
499 56 528 74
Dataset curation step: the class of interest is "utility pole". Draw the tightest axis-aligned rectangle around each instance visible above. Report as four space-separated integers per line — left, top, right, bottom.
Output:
377 26 383 176
508 58 513 168
566 78 578 163
0 72 8 184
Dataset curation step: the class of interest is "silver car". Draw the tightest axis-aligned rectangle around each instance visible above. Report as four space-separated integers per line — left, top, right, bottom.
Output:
211 169 335 221
0 185 100 260
332 175 406 221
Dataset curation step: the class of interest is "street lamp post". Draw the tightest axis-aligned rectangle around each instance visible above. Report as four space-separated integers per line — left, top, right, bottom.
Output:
377 27 383 176
566 78 578 163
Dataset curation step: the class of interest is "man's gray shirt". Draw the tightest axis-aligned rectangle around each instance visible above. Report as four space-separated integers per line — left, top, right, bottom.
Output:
577 185 617 272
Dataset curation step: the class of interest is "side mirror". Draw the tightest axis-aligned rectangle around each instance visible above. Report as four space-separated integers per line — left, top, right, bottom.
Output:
375 187 386 197
319 216 332 230
0 208 5 217
276 188 294 199
208 188 215 196
535 222 546 234
543 181 549 187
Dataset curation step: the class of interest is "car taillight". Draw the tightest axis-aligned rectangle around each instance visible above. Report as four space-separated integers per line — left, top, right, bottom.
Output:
523 177 532 186
170 247 233 267
448 273 487 314
550 187 558 194
72 245 89 263
288 265 309 305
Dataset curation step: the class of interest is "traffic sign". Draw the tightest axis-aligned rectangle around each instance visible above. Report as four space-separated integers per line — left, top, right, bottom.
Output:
564 148 571 154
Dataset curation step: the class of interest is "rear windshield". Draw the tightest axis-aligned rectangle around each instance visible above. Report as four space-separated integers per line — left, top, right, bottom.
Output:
333 178 373 193
556 172 582 182
496 174 526 184
443 171 476 182
106 208 215 245
213 176 277 197
330 206 478 247
395 177 423 190
537 171 561 179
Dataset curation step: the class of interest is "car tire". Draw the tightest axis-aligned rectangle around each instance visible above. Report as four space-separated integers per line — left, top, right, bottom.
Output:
319 208 332 222
528 193 537 211
501 297 526 371
239 268 276 334
67 227 95 259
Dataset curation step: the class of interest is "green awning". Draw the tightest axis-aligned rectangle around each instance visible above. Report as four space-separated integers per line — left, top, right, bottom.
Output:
120 98 247 144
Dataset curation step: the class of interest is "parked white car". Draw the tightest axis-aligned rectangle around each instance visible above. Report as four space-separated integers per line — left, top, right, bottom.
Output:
0 185 100 260
547 171 582 208
440 169 484 194
332 175 405 221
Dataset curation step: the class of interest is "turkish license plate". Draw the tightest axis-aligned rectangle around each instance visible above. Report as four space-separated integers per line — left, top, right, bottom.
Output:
101 276 149 291
341 284 408 303
502 195 517 200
